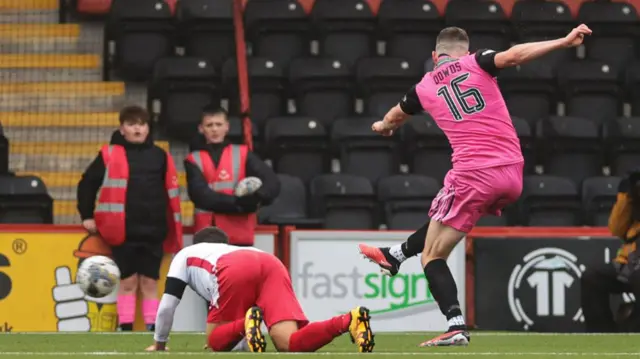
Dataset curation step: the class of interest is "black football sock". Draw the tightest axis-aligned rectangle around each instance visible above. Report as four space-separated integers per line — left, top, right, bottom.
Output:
388 222 429 262
119 323 133 331
424 258 466 332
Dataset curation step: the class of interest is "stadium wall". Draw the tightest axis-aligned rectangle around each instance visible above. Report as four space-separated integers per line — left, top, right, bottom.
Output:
0 224 630 333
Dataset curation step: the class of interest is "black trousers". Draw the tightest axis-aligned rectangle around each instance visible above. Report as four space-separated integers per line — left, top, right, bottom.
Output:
581 263 640 332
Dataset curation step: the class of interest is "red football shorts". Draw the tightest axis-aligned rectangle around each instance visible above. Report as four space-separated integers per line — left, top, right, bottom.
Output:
207 249 309 328
429 162 524 233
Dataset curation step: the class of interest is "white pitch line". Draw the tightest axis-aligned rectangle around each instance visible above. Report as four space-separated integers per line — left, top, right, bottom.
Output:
4 332 640 337
0 352 640 357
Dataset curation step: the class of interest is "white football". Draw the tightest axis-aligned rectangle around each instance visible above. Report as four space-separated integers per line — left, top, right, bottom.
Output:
235 176 263 196
76 255 121 298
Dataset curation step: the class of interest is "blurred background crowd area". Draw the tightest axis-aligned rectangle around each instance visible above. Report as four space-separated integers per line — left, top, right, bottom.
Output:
0 0 639 230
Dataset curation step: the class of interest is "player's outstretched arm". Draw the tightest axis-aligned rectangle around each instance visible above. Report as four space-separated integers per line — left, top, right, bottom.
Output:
493 24 592 69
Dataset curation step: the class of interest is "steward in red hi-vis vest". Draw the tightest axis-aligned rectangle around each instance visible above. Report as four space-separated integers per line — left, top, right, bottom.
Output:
183 106 280 246
186 145 256 245
94 144 183 253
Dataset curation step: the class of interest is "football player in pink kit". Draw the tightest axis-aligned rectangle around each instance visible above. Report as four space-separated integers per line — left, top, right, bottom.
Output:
359 25 592 347
146 227 374 353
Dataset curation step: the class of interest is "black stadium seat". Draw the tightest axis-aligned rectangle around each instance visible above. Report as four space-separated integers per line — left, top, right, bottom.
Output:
264 116 330 184
104 0 176 81
223 57 287 129
582 176 621 226
606 117 640 176
310 0 376 66
377 0 442 67
519 175 582 226
537 116 603 185
356 57 422 118
176 0 234 69
331 117 400 183
445 0 511 52
310 174 376 229
404 114 452 182
377 174 440 229
578 0 639 69
244 0 310 66
511 0 574 39
148 57 221 142
258 174 323 227
289 58 355 126
558 60 621 125
0 176 53 224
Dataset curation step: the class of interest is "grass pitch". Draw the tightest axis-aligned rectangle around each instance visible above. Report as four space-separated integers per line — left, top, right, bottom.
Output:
0 332 639 359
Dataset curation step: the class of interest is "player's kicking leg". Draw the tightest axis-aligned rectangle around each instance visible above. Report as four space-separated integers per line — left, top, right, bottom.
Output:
359 222 429 276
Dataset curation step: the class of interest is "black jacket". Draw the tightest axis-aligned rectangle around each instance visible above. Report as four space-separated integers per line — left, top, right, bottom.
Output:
184 136 280 214
77 131 169 243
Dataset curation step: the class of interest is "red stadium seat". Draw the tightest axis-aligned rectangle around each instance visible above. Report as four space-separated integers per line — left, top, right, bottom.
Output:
76 0 112 15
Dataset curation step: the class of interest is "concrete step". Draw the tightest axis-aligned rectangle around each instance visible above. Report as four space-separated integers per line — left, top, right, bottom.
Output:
0 54 100 68
9 153 95 172
0 0 59 24
0 112 119 127
0 24 82 53
4 127 115 142
55 214 80 225
0 82 125 111
0 68 103 82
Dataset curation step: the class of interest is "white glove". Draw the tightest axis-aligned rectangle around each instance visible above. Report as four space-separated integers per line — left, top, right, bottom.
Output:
53 266 91 331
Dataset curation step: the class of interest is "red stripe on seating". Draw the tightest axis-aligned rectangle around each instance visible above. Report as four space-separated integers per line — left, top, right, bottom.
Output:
186 257 214 273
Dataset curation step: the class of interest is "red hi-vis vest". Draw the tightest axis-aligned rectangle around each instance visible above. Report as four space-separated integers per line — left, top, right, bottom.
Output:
185 144 256 246
93 145 183 253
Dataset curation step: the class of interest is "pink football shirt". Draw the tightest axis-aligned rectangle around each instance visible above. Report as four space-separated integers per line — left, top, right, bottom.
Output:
414 52 523 170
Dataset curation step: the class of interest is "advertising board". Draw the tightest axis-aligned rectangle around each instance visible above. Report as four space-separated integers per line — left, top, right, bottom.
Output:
289 231 466 332
474 236 634 332
0 226 275 332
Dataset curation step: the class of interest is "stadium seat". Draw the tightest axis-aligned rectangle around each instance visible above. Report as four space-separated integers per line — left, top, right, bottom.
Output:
356 57 422 118
519 175 582 226
511 0 574 39
444 0 511 52
227 116 259 145
147 57 221 142
578 1 638 69
310 0 376 65
582 176 621 226
176 0 234 69
498 59 558 127
244 0 310 66
223 57 287 129
606 117 640 176
558 60 622 125
103 0 176 81
310 174 376 229
377 0 442 67
264 116 330 184
511 116 535 174
377 174 439 229
0 175 53 224
627 62 640 117
76 0 112 15
404 114 451 182
537 116 603 185
331 117 400 183
288 57 355 126
258 174 323 228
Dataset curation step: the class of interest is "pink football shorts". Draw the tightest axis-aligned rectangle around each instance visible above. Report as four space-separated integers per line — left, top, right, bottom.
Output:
428 162 524 233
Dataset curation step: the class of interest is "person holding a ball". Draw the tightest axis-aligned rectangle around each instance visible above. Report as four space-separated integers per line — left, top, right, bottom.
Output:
184 105 280 246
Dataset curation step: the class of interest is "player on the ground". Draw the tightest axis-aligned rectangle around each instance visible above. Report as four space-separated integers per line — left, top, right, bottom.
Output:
146 227 374 353
359 24 592 347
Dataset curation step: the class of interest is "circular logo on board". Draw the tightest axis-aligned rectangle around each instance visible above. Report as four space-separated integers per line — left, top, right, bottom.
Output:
507 247 585 330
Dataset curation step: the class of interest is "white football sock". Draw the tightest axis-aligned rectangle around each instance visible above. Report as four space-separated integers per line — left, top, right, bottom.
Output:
448 315 466 329
231 339 249 352
389 244 406 262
